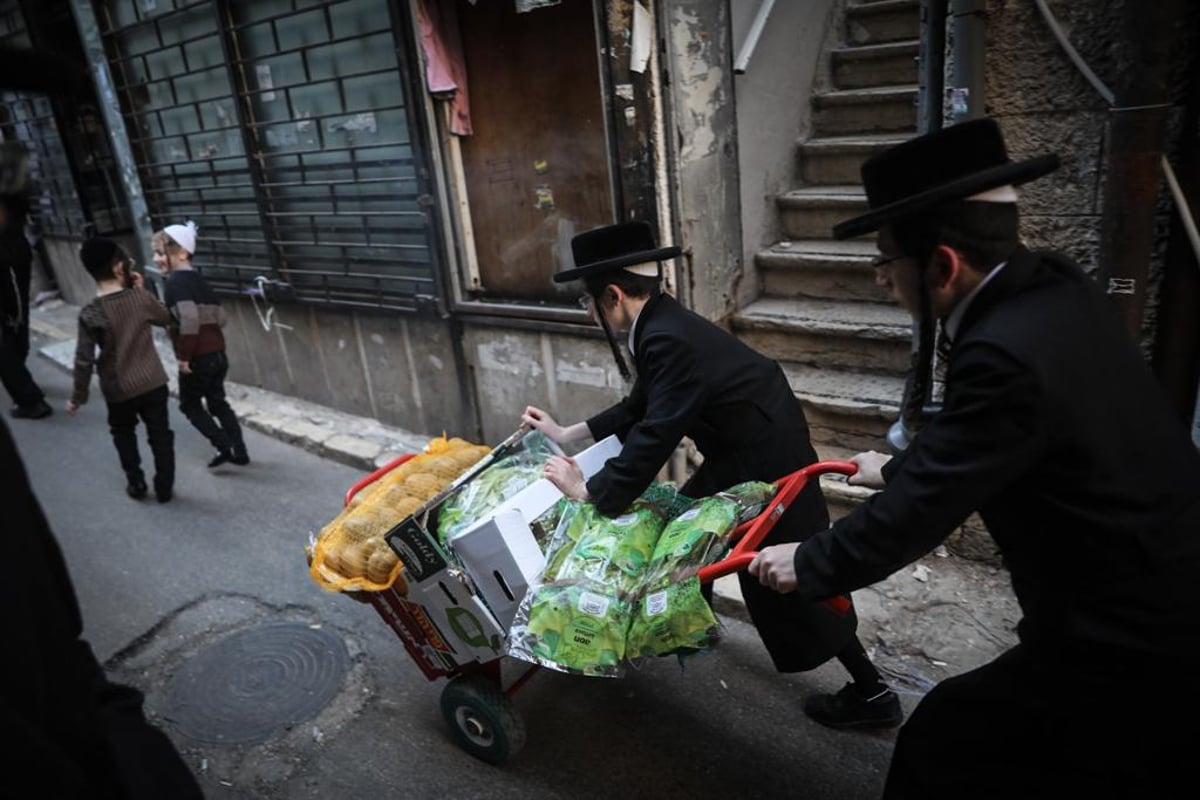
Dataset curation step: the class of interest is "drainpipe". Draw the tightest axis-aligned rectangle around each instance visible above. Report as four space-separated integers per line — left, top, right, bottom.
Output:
917 0 949 134
947 0 985 123
67 0 155 271
1095 0 1183 341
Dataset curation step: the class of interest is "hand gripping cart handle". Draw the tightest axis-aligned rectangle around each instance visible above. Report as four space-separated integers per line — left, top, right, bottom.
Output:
697 460 858 616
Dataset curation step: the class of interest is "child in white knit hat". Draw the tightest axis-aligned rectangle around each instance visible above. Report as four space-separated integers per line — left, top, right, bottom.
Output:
155 221 249 467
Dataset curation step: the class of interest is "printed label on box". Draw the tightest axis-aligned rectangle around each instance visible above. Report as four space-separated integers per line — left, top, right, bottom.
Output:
386 519 448 582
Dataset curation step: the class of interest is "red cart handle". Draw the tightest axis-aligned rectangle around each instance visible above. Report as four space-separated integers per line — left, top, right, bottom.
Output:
697 460 858 615
344 453 416 508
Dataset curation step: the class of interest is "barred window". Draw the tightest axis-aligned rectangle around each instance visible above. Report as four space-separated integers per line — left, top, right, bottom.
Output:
98 0 441 312
0 1 90 238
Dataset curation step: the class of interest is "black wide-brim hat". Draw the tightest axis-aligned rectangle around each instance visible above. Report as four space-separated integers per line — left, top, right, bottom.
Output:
553 220 680 283
833 118 1061 240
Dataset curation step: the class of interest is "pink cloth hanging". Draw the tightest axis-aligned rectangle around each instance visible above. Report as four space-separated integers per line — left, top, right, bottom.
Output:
416 0 473 136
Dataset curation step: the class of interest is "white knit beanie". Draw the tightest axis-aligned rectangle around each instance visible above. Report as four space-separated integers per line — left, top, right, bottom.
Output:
163 220 199 254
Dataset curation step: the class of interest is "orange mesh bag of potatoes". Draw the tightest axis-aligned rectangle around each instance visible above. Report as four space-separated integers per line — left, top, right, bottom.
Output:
309 434 491 593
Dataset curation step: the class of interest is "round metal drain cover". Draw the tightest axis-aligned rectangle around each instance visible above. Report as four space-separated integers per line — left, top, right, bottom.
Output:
164 622 349 745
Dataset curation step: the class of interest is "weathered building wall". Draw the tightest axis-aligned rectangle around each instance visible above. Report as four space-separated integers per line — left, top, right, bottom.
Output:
983 0 1196 341
460 324 625 447
983 1 1115 270
731 0 838 311
220 299 473 442
663 0 741 322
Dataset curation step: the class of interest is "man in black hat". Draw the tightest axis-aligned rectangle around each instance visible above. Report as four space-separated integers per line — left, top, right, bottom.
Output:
748 118 1200 796
522 220 904 729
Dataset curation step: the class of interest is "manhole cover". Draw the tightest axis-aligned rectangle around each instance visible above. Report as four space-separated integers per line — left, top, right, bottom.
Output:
164 622 349 745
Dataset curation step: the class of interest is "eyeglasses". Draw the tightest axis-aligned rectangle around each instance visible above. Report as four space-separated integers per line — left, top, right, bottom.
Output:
870 253 909 270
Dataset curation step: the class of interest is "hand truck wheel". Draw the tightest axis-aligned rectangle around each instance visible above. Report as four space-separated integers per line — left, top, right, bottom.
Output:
439 674 526 764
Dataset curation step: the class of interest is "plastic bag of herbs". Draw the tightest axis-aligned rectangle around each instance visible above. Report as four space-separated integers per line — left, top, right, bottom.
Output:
506 491 671 677
626 481 777 660
435 430 558 548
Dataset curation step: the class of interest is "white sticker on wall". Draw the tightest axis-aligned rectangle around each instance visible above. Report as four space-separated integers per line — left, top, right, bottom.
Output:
256 65 276 103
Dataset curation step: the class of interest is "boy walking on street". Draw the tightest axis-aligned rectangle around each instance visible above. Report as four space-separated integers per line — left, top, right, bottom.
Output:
156 221 248 468
68 239 174 502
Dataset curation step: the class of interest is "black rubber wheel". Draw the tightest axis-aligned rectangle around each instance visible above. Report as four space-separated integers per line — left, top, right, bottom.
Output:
439 674 527 764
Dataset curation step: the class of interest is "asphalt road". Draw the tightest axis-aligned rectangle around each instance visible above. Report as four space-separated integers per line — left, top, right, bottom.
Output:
11 344 900 799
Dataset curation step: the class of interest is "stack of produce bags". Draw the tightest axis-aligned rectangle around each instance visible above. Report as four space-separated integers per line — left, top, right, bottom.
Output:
309 435 491 593
507 481 776 677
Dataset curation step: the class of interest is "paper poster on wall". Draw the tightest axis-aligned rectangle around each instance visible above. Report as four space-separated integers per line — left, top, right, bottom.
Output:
631 2 652 74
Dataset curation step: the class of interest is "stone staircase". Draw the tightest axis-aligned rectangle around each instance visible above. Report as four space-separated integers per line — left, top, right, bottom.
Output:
732 0 920 518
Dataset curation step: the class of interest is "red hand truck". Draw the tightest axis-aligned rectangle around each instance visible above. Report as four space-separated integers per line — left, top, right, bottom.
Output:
342 457 857 764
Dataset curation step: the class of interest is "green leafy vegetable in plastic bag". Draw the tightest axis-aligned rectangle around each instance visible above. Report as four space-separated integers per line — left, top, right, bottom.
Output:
515 582 631 677
436 431 556 547
553 499 666 596
626 577 719 659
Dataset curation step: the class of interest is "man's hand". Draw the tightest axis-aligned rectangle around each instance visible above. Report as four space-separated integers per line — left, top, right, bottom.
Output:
130 270 145 290
522 405 566 443
747 543 801 593
66 400 78 417
178 360 191 375
847 450 892 489
543 455 589 501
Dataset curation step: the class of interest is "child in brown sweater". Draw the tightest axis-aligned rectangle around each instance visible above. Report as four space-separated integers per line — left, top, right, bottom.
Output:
67 238 175 502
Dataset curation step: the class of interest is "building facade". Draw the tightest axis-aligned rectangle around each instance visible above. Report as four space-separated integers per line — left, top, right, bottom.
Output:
3 0 1197 466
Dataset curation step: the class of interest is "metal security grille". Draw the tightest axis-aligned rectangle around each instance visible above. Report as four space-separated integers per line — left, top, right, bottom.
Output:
0 1 90 237
97 0 440 311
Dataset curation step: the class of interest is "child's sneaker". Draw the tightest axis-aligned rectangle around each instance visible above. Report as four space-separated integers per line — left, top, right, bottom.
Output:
207 449 232 468
126 477 148 500
803 683 904 729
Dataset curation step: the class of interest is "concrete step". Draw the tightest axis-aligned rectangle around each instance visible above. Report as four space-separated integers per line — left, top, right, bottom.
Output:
732 296 912 373
785 362 903 455
757 239 891 303
820 472 879 522
845 0 920 45
831 40 919 89
777 186 869 240
813 84 918 136
797 132 911 185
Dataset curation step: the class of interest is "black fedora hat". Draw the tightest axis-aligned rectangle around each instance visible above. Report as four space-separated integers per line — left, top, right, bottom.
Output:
833 118 1060 240
553 221 681 283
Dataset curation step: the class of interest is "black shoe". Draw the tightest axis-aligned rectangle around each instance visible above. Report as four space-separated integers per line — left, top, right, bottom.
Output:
208 449 233 468
126 478 148 500
11 400 52 419
156 487 173 503
230 447 250 466
804 683 904 730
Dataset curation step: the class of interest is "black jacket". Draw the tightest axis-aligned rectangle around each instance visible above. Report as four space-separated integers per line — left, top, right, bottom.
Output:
586 292 821 515
792 247 1200 663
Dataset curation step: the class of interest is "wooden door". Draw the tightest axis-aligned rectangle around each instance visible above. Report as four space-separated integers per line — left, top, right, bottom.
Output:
455 0 614 303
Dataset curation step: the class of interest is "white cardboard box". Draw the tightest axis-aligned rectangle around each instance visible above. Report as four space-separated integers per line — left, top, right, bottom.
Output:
450 434 622 628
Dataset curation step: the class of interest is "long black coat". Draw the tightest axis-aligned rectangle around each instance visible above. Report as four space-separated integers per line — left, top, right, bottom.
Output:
790 247 1200 792
585 292 857 671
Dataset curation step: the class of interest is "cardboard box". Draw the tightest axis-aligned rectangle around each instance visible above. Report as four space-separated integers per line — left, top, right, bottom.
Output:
449 434 622 627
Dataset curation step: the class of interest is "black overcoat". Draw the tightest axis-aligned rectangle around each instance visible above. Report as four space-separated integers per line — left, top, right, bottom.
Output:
791 247 1200 662
585 292 857 671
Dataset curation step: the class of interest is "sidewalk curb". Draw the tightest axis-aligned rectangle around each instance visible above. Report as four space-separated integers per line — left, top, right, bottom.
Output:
29 308 754 620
